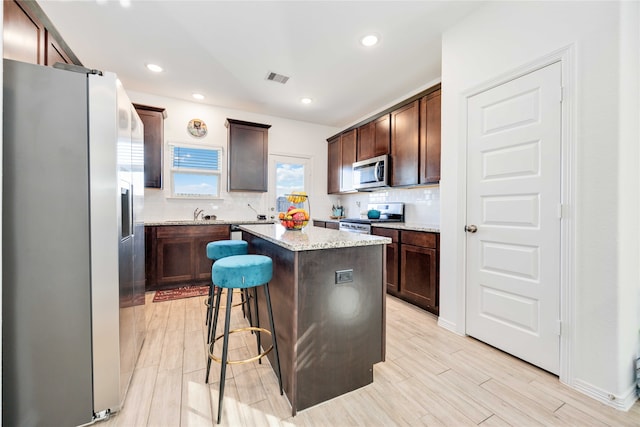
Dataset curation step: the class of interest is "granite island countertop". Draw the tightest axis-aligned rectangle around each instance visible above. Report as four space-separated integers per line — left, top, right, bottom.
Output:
239 223 391 252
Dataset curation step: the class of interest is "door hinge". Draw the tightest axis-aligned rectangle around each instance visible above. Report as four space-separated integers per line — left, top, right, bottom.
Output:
555 320 562 336
557 203 563 219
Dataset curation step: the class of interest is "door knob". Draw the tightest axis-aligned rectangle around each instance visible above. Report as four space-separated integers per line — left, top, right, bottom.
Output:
465 225 478 233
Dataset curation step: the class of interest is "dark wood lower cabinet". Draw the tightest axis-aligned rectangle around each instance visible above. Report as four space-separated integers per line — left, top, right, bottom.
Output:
145 225 231 290
313 220 339 230
371 228 399 295
373 227 439 315
401 243 438 314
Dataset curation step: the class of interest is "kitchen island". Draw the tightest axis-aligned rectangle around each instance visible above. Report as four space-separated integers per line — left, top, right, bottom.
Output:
239 224 390 414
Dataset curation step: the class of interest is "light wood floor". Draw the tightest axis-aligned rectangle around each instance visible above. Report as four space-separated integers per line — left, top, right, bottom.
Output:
103 291 640 426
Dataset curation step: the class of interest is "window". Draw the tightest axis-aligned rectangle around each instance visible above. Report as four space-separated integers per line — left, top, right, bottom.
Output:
169 144 222 198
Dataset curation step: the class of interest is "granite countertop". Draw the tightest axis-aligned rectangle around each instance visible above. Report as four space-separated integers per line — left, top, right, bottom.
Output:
144 219 277 226
312 218 440 233
239 223 391 252
372 222 440 233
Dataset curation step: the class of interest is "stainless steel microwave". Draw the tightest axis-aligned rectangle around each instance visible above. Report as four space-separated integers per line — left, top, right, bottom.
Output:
352 154 388 191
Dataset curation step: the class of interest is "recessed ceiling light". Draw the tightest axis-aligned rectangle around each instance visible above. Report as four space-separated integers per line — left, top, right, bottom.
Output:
300 97 313 105
192 93 205 100
145 63 163 73
360 34 379 47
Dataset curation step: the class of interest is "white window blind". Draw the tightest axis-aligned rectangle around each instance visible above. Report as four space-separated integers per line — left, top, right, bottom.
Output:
169 144 222 198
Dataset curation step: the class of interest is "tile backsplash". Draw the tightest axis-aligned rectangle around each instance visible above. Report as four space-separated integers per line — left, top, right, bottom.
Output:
335 185 440 225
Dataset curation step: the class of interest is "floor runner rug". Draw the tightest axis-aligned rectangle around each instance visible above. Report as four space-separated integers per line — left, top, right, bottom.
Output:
153 285 209 303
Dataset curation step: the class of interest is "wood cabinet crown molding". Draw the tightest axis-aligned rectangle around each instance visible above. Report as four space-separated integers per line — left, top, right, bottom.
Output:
132 103 168 119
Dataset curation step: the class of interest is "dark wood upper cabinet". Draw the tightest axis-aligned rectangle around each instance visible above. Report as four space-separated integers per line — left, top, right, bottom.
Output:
134 104 166 189
327 135 341 194
390 100 420 186
327 129 357 194
420 89 441 184
3 0 80 67
4 0 44 64
226 119 270 192
46 32 72 66
340 129 357 192
357 114 390 161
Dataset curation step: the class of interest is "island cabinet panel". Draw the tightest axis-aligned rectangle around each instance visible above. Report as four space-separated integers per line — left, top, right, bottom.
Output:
420 89 441 184
357 114 390 161
145 224 231 290
390 100 420 186
226 119 271 192
371 227 399 295
244 231 385 415
134 104 166 189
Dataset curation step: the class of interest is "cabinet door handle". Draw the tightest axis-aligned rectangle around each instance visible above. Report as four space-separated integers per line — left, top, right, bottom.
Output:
464 225 478 233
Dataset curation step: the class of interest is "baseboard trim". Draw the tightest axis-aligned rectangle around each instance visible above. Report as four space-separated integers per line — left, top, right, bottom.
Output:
437 317 462 336
572 379 638 411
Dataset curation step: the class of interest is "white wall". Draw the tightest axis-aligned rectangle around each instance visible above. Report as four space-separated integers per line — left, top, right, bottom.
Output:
127 91 340 222
440 1 639 408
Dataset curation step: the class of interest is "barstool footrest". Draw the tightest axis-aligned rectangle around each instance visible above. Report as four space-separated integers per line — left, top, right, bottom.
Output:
205 289 247 309
208 327 273 365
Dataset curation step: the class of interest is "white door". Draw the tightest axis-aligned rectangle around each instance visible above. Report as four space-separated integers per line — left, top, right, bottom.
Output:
268 154 312 218
465 62 562 374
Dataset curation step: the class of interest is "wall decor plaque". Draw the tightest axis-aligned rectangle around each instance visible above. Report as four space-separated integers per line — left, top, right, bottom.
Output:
187 118 207 138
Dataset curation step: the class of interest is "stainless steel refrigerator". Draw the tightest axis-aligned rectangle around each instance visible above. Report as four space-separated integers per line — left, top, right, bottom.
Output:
2 59 146 426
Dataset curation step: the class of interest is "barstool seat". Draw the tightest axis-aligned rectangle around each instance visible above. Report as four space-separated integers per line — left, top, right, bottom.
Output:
204 240 249 344
206 239 248 260
212 254 273 288
205 254 283 424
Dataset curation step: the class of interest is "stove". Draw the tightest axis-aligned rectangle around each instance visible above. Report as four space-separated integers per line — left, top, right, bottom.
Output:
339 203 404 234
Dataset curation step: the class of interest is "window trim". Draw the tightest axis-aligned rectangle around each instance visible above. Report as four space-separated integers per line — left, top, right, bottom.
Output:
168 142 223 199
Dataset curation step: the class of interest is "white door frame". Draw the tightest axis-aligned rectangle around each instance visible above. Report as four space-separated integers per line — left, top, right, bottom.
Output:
457 45 576 384
268 152 313 216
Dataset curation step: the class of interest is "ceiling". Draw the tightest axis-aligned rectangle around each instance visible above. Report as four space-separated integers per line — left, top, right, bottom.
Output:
38 1 485 128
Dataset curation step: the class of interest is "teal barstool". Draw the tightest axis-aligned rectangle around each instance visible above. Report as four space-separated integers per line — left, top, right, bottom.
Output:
205 240 249 344
205 254 283 424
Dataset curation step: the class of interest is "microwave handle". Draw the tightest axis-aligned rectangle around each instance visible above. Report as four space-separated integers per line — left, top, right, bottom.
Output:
375 161 383 181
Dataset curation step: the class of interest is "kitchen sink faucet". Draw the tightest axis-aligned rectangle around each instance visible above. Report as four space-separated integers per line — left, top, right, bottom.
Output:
193 208 204 221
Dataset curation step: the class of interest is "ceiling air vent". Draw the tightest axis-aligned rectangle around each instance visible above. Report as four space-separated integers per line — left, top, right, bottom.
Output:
266 71 290 84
